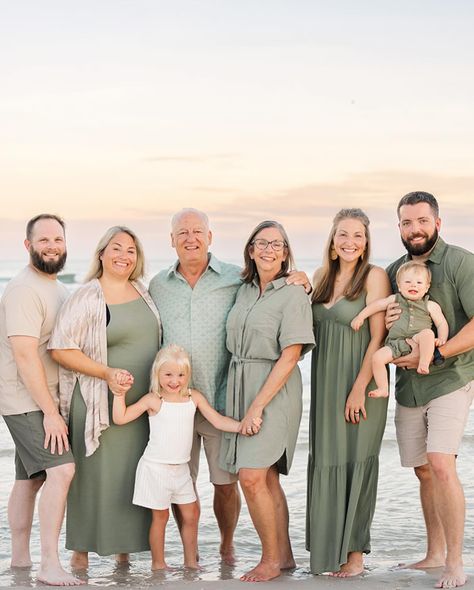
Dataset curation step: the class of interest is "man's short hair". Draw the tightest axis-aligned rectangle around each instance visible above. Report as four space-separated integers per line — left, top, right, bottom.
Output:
26 214 66 241
397 191 439 219
171 208 209 232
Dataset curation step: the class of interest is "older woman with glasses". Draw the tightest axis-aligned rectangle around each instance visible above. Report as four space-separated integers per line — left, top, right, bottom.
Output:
220 220 314 582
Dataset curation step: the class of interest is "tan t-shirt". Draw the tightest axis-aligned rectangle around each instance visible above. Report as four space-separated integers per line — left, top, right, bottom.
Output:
0 265 69 415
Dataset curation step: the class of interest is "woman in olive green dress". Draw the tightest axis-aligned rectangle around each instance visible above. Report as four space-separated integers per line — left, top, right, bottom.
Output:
306 209 390 576
220 220 314 582
49 227 161 568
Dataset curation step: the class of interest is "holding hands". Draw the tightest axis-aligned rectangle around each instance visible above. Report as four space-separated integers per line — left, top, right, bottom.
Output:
107 367 134 396
239 414 263 436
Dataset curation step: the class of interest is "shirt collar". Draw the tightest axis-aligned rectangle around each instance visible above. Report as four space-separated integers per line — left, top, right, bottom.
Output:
401 237 446 266
251 275 288 291
167 252 222 277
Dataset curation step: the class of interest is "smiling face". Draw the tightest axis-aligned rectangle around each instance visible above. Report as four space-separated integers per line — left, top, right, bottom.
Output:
398 202 441 257
397 267 431 301
332 218 367 263
26 218 67 275
158 361 189 396
171 211 212 267
249 226 287 280
100 232 138 280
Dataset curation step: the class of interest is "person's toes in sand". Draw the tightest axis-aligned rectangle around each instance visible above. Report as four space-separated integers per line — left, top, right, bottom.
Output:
37 564 85 586
240 560 280 582
330 553 364 578
435 564 467 588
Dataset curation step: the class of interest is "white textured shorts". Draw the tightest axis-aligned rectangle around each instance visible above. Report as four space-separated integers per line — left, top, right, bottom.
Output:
133 459 196 510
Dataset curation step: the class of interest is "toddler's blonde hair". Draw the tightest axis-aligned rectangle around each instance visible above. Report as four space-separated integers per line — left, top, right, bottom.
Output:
150 344 191 397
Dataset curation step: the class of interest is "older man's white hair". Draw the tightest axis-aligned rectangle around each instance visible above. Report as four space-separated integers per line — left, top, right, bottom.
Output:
171 208 210 232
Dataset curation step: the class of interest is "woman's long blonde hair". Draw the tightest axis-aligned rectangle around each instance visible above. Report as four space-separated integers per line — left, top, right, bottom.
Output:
150 345 191 397
84 226 145 282
312 208 372 303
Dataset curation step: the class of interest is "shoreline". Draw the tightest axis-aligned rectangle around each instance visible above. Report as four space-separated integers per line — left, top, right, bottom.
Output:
4 561 474 589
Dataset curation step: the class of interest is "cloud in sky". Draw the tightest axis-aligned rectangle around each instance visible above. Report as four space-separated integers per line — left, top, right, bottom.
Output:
3 168 466 263
142 153 239 164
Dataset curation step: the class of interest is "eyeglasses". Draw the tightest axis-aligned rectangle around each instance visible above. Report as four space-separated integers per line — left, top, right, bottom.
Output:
251 238 287 252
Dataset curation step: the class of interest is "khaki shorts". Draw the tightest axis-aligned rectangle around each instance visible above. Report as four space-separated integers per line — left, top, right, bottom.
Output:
395 381 474 468
3 411 74 480
189 411 238 485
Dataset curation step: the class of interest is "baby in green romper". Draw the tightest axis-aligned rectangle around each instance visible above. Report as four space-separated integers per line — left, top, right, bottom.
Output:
351 261 449 398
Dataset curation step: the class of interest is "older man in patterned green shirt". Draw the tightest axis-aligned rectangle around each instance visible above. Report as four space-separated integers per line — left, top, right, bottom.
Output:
386 192 474 589
149 208 241 563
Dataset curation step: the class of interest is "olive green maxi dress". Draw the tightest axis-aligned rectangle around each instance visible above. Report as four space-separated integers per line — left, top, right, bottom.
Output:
306 294 388 574
66 298 160 555
220 279 314 475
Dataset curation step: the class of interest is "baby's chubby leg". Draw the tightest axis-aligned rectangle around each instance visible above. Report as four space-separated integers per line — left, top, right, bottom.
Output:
413 329 435 374
369 346 394 398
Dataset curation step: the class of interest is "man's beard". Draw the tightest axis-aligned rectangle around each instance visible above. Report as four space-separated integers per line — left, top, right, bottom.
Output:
401 228 438 257
30 247 67 275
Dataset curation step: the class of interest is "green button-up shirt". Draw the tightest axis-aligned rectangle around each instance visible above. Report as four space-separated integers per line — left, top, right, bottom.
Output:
386 238 474 407
149 254 242 413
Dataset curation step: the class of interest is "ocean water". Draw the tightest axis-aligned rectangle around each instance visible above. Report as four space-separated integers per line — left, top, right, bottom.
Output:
0 258 473 586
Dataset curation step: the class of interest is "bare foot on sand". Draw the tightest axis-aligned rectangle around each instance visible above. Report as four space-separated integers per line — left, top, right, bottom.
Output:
435 564 467 588
70 552 88 570
330 552 364 578
151 561 172 571
240 560 281 582
115 553 129 564
220 544 236 566
400 556 446 569
280 558 296 571
37 564 84 586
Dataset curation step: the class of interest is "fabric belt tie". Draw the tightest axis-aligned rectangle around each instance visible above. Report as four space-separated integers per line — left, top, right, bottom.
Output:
223 355 274 468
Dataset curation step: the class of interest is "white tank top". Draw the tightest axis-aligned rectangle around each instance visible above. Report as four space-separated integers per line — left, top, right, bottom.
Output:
142 394 196 464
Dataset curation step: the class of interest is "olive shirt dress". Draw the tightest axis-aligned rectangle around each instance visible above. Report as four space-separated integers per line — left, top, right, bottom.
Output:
220 278 314 475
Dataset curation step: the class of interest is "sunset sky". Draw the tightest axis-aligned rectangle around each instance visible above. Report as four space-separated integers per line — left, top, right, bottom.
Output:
2 0 473 263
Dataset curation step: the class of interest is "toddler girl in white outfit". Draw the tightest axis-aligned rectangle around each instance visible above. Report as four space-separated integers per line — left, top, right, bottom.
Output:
113 344 261 570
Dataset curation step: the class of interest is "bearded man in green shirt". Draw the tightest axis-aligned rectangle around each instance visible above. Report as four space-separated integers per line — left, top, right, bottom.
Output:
386 192 474 590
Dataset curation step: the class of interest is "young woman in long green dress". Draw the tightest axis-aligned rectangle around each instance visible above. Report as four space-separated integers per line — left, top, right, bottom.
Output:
306 209 390 576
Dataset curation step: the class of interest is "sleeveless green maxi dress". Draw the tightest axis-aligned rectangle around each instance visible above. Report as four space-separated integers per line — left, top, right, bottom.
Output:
306 294 388 574
66 298 160 555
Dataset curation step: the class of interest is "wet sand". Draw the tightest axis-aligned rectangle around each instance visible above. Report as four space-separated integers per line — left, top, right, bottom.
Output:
6 563 474 589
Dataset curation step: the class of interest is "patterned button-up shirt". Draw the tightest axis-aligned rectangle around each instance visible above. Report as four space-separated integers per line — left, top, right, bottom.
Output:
149 254 242 413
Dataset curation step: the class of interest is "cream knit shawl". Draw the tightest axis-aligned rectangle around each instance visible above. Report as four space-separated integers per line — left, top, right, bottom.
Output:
49 278 161 456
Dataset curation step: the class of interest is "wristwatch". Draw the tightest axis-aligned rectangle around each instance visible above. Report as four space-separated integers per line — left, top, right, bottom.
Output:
433 347 445 366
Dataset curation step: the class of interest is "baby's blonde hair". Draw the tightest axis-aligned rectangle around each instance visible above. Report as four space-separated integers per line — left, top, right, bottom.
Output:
150 344 191 397
396 261 431 286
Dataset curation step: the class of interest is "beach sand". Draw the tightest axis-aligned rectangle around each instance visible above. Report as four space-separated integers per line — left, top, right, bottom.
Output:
6 563 474 589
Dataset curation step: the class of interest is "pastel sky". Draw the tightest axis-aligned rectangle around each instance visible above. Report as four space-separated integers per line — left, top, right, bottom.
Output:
2 0 473 263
